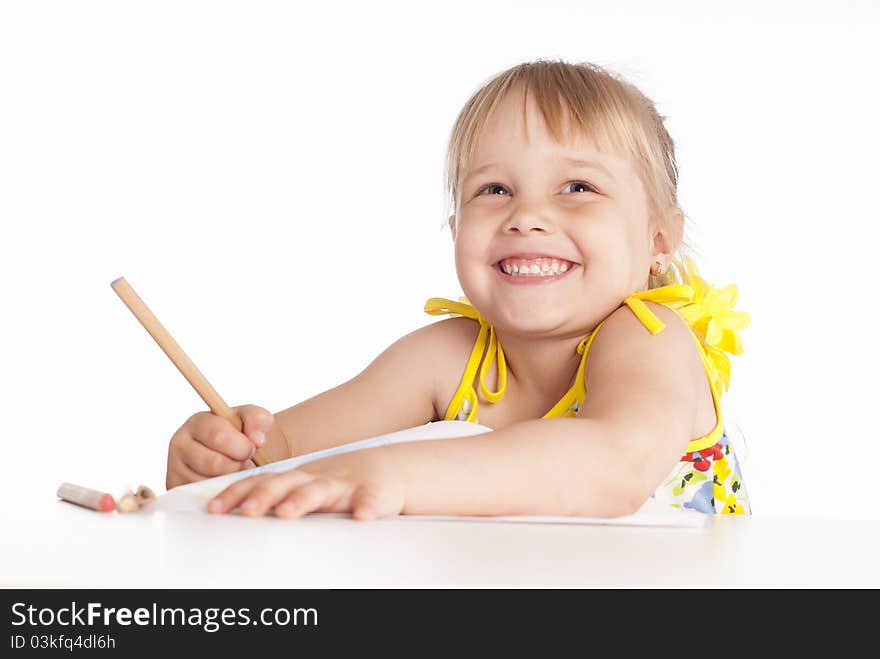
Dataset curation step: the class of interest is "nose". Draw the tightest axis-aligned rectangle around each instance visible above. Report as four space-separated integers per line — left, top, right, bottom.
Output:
500 202 556 235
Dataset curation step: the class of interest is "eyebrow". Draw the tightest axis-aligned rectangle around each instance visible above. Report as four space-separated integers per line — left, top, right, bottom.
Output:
463 157 615 182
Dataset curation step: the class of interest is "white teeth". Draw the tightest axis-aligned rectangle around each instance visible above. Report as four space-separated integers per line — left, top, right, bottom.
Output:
499 258 575 277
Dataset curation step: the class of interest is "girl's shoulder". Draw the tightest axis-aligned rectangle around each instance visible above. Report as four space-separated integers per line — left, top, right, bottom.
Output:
413 314 482 351
586 300 705 378
582 300 718 441
405 316 482 419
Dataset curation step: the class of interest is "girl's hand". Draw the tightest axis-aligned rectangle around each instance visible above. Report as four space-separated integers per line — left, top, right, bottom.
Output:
206 448 406 521
166 404 273 489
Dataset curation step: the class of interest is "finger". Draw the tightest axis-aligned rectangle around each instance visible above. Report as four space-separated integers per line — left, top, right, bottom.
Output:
275 478 347 519
351 484 387 522
239 471 318 517
207 474 274 514
236 405 274 449
166 453 205 490
210 471 313 516
184 438 249 478
191 413 254 462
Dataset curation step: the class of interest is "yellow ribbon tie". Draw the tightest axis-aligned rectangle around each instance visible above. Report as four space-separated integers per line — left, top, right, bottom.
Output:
424 296 481 321
628 256 751 395
424 296 508 407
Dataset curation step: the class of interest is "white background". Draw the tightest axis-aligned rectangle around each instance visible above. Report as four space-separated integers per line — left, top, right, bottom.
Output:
2 0 877 520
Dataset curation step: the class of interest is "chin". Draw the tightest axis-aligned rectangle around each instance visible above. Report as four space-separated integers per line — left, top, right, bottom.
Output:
487 303 571 335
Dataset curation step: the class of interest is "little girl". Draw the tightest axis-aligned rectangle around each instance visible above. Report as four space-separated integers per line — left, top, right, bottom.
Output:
166 59 751 520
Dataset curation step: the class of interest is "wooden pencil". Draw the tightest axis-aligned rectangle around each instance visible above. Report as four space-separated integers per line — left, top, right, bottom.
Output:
110 276 271 467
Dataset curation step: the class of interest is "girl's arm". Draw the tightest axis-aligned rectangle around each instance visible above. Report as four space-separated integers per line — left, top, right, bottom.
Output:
212 303 708 518
260 318 469 461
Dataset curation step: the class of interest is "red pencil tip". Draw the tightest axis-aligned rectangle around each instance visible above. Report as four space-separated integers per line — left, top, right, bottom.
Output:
98 494 116 511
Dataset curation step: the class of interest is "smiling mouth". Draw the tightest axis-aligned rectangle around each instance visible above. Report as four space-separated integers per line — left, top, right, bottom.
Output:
495 256 578 277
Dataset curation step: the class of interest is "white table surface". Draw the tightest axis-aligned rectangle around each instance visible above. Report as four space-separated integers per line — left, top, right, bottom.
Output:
2 500 879 588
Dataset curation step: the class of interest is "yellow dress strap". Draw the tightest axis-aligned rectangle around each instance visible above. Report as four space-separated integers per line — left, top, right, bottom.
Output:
541 330 597 418
424 297 509 420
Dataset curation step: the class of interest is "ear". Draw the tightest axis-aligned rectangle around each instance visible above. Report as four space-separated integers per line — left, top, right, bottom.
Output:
447 214 457 242
651 207 684 258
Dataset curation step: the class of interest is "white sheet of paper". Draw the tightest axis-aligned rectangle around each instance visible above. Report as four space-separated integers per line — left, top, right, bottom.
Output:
152 420 707 528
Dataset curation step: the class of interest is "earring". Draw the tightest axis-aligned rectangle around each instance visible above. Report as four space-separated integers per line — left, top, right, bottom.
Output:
651 257 665 277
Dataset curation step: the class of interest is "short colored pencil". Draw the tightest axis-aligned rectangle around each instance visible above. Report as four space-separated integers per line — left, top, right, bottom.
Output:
57 482 116 512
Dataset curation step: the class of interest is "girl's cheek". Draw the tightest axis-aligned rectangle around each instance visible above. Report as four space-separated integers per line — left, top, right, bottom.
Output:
455 224 491 251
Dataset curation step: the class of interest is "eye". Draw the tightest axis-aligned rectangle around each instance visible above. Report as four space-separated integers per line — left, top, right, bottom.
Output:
476 183 510 197
562 181 597 194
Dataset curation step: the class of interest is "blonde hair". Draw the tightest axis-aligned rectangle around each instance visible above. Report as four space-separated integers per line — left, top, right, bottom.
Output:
444 58 690 289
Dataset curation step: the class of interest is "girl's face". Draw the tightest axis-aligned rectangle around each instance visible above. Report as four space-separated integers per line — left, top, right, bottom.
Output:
451 86 666 338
